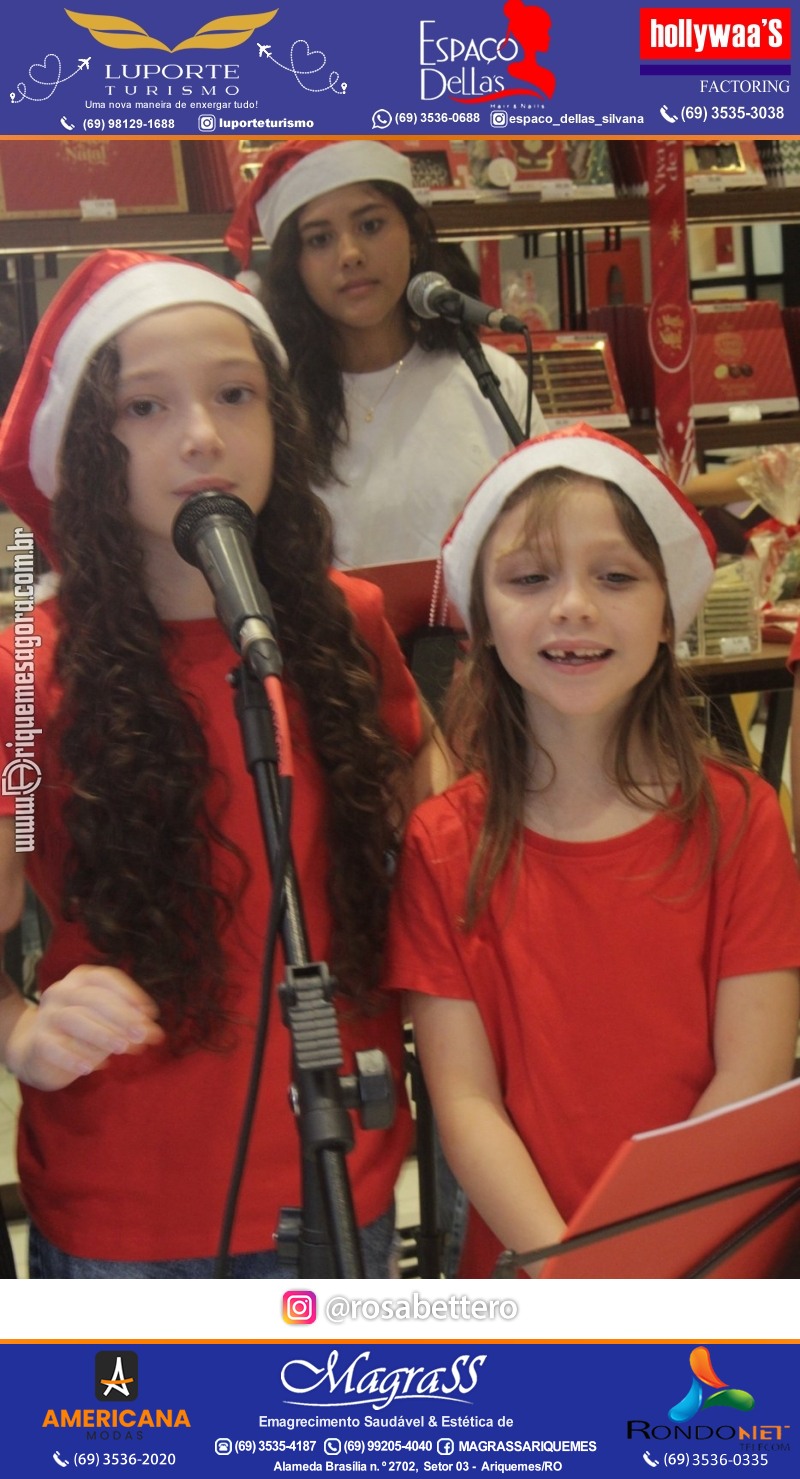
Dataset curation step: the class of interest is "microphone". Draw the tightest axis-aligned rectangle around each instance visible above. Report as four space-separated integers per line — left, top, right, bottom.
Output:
172 492 282 680
407 271 526 334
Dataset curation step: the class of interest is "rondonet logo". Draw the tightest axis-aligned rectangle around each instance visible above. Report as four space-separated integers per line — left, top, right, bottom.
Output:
667 1347 754 1422
640 8 791 62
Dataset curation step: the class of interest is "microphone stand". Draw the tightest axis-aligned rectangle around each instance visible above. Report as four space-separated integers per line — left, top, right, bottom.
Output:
232 661 388 1278
454 325 527 447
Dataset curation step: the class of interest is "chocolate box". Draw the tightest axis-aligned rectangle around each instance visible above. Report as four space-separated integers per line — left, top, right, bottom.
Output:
0 140 187 218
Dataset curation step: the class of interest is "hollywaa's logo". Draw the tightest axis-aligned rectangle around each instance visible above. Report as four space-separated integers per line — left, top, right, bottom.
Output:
668 1347 755 1423
420 1 556 103
65 8 278 51
640 8 791 63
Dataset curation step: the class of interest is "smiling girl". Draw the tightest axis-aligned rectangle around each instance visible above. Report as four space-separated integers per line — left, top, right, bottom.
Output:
0 248 445 1279
226 139 547 569
385 424 800 1277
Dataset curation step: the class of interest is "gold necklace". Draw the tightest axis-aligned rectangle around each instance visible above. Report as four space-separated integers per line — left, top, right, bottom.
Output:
347 359 405 423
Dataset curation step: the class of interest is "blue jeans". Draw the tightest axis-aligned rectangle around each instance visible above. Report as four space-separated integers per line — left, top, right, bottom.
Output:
28 1208 395 1280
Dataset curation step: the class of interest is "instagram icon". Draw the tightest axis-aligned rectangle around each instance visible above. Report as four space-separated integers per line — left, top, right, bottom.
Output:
283 1291 317 1325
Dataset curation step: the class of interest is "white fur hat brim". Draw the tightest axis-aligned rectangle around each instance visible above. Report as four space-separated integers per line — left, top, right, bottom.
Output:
441 424 717 640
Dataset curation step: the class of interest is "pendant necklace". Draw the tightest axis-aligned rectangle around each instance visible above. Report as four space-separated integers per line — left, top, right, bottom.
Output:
348 358 405 423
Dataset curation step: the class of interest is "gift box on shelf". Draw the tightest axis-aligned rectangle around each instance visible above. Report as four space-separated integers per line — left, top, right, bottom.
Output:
0 140 187 218
773 140 800 188
684 140 766 192
388 138 476 201
470 139 614 199
679 558 762 660
691 301 799 420
483 328 631 430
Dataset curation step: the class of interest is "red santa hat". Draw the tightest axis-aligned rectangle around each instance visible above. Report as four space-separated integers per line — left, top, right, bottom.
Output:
0 248 286 564
225 138 415 267
442 424 717 640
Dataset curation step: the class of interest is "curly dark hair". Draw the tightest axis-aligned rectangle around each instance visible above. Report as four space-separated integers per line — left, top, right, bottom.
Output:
51 327 411 1048
261 181 475 485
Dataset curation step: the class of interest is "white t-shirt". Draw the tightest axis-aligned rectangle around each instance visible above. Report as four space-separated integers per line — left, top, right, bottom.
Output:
313 343 547 568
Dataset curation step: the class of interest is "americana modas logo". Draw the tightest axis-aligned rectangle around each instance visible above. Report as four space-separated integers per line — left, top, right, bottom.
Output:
66 8 277 51
95 1351 139 1401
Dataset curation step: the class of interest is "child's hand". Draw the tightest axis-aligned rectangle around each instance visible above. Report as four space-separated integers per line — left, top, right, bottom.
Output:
5 966 164 1090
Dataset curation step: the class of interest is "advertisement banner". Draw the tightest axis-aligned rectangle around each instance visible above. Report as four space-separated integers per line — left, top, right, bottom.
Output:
1 0 799 1449
0 1339 798 1475
0 2 795 137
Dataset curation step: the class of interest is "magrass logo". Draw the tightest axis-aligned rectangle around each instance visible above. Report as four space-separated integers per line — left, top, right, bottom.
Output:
95 1351 139 1401
668 1346 754 1423
65 7 278 52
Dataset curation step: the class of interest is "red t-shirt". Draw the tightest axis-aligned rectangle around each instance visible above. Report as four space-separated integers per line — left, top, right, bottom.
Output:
0 575 419 1261
386 767 800 1277
787 621 800 669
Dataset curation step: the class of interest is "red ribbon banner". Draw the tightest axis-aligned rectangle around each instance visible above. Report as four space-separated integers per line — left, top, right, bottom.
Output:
646 141 696 486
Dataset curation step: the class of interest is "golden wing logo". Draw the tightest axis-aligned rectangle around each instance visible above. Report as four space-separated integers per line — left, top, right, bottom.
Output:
65 9 278 52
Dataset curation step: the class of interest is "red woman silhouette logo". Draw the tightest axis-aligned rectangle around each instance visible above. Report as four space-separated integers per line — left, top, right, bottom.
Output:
502 1 555 99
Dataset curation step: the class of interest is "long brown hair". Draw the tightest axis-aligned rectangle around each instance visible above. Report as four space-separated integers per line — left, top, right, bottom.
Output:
446 468 746 925
262 181 471 485
51 328 410 1047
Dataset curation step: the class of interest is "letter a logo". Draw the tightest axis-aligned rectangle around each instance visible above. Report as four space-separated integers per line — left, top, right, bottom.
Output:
95 1351 139 1401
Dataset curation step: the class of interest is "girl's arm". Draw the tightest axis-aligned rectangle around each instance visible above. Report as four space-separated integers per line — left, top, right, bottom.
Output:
0 817 164 1091
689 968 799 1120
683 458 759 508
411 992 566 1268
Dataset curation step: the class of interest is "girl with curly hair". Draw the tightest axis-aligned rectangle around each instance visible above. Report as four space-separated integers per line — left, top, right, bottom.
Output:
385 425 800 1277
0 248 443 1279
225 139 547 570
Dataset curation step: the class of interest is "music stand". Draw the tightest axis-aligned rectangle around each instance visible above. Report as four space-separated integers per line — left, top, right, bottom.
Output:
494 1077 800 1278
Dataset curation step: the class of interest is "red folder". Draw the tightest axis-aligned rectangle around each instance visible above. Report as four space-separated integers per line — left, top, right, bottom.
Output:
537 1078 800 1278
350 560 443 638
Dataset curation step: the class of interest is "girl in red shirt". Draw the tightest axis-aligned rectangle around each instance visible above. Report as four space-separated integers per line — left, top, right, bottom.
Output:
387 425 800 1277
0 248 442 1279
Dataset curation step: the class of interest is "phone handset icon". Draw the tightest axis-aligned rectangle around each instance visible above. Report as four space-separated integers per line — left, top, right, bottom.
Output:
660 105 678 123
53 1454 69 1469
643 1452 660 1469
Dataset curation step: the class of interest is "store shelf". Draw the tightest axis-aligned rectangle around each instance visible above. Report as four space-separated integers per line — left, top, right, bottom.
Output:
0 212 233 257
430 187 800 240
617 415 800 459
2 187 800 255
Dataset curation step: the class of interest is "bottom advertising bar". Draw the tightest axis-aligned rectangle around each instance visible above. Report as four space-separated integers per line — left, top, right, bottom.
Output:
0 1341 795 1476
